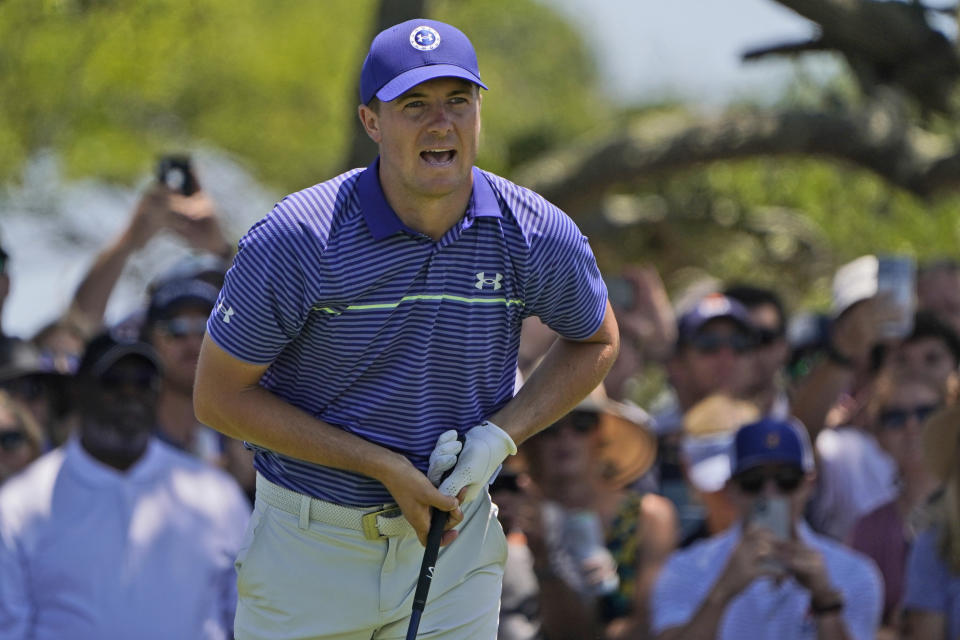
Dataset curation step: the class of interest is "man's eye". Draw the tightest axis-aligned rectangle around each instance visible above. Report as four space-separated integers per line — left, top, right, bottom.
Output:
404 101 425 109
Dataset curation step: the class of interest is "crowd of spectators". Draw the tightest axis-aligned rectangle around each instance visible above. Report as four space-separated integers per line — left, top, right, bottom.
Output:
0 167 957 639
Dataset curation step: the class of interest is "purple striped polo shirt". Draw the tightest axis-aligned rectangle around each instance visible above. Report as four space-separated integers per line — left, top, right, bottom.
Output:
207 158 607 506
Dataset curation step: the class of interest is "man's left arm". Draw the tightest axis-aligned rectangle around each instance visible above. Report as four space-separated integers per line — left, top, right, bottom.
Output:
493 299 619 445
436 301 619 502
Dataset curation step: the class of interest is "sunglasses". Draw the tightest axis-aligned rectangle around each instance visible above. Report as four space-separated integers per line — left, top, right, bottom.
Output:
159 317 208 339
878 404 940 430
690 332 755 354
734 466 804 494
544 410 600 436
0 430 27 452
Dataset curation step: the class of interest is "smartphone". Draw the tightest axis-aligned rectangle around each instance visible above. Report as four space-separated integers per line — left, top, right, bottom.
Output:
604 274 635 310
876 255 916 339
749 496 790 540
156 154 200 196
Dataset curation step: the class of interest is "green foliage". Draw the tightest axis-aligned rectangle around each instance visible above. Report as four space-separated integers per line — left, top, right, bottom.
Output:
0 0 611 192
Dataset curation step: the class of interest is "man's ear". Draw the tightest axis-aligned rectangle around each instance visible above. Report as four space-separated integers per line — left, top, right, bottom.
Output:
357 104 382 144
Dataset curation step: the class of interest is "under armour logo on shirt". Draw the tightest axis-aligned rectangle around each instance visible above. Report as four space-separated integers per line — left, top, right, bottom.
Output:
475 272 503 291
218 302 236 323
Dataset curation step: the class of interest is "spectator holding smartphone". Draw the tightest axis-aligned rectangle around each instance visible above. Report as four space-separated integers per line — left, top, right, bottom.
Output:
651 417 882 640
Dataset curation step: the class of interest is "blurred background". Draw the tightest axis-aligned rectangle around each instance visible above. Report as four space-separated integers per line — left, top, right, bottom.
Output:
2 0 959 342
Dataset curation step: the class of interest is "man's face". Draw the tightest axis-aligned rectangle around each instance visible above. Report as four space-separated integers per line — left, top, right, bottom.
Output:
872 379 941 473
889 337 957 389
150 308 208 394
729 462 812 526
80 357 160 458
676 319 754 402
359 77 481 203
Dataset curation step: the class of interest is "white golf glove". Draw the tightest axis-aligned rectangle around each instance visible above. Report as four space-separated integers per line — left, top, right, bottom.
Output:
427 430 464 486
438 421 517 504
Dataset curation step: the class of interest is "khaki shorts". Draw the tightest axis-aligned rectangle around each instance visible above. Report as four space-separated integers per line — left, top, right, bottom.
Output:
234 474 507 639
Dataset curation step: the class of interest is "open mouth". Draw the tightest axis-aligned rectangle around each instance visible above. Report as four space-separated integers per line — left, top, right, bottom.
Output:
420 149 456 166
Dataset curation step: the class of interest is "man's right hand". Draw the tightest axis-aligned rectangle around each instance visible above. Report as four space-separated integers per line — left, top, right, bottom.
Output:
380 455 463 547
713 526 783 601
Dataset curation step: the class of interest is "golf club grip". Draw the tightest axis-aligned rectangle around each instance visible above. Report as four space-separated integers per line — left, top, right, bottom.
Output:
412 507 447 610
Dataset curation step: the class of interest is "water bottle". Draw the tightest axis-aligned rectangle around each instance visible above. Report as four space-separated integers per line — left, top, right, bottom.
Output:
562 510 620 597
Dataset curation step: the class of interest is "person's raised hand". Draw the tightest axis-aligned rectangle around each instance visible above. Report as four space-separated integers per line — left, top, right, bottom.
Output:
167 189 232 257
125 183 175 249
830 294 904 367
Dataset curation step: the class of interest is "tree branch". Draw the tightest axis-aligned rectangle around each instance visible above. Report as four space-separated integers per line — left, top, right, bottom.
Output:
515 104 957 214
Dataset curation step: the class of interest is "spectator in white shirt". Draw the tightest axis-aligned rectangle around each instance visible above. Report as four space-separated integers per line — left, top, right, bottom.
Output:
0 331 250 640
651 417 882 640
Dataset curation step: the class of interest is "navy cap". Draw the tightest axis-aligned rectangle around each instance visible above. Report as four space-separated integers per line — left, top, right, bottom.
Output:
145 278 219 326
360 19 488 105
731 417 814 477
677 293 754 345
77 331 161 380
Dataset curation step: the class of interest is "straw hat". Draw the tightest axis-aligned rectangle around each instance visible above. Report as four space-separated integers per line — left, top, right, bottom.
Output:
923 404 960 483
570 384 658 489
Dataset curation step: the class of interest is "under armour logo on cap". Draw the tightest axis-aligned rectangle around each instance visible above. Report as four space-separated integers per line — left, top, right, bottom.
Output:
360 18 488 105
410 25 441 51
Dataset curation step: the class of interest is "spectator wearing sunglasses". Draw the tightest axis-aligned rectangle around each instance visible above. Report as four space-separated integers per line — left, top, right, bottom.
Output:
0 331 250 639
651 417 882 640
848 373 948 632
140 277 224 464
724 284 791 419
503 384 676 640
655 293 756 538
0 390 44 484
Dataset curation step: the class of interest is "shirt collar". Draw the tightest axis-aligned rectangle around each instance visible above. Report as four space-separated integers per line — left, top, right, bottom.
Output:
65 435 165 487
358 157 501 241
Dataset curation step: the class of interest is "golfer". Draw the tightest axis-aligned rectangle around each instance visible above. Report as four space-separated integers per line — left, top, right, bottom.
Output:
194 18 618 639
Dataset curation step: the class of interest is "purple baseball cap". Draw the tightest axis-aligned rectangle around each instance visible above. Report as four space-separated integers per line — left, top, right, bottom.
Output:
360 19 488 105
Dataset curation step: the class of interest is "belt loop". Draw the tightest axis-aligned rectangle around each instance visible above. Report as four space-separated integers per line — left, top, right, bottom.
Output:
298 495 311 530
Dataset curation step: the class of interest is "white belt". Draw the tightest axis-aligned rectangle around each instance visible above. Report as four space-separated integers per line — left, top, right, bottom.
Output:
255 474 411 540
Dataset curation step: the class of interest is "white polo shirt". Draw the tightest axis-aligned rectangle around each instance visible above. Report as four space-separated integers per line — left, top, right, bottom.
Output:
651 521 882 640
0 437 250 640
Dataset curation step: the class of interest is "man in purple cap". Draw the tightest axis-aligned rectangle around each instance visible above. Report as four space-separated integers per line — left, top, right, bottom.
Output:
651 417 882 640
194 18 618 639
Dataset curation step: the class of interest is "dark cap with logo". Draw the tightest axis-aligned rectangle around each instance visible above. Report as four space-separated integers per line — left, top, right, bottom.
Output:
731 417 814 477
360 19 488 105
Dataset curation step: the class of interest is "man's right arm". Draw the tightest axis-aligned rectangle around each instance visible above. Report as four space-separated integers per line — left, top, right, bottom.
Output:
193 335 460 545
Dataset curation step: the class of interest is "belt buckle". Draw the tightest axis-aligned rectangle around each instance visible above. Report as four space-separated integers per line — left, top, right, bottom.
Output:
361 506 402 540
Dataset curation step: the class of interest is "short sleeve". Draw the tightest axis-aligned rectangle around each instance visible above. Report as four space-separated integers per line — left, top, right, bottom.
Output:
523 207 607 340
206 204 314 364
